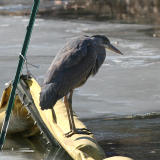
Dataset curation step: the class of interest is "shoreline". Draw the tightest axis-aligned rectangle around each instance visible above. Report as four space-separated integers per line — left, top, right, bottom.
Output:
0 8 159 24
0 0 160 25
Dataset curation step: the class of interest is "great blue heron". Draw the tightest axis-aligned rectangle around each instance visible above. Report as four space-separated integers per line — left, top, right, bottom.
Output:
40 35 123 137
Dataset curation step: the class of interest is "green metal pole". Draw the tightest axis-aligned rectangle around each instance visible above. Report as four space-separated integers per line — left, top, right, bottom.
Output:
0 0 40 150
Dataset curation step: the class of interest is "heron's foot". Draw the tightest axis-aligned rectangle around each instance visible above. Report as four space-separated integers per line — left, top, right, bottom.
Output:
65 128 92 137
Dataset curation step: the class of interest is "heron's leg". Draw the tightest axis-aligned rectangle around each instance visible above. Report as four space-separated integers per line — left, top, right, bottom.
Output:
64 90 76 137
64 95 72 131
65 90 92 137
68 90 76 131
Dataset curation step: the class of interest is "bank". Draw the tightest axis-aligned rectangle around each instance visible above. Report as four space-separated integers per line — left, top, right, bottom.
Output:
0 0 160 24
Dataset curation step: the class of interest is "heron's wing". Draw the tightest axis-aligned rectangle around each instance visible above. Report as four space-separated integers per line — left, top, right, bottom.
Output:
44 37 93 85
52 37 91 69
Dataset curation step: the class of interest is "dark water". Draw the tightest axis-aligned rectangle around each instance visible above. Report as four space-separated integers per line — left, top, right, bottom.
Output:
0 14 160 160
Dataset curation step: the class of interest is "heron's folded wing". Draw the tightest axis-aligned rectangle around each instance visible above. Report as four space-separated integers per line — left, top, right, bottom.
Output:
44 37 92 85
57 39 91 69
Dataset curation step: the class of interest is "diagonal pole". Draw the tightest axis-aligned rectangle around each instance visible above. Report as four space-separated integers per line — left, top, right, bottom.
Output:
0 0 40 150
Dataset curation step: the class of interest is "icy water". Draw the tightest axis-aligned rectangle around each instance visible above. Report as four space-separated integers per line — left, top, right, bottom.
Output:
0 15 160 159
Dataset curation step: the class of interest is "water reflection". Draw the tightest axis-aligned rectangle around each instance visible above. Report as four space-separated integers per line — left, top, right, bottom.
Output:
44 147 72 160
1 134 73 160
2 114 160 160
84 116 160 160
1 135 42 160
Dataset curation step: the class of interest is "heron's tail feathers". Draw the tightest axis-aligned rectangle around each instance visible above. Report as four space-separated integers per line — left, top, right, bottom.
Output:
40 83 57 110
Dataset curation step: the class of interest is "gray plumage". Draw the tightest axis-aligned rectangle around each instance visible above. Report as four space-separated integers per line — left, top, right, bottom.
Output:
40 35 122 110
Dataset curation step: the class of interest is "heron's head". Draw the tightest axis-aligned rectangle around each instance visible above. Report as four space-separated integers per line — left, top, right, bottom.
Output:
92 35 123 55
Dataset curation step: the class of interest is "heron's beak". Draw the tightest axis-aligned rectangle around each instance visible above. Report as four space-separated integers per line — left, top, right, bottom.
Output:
105 43 123 55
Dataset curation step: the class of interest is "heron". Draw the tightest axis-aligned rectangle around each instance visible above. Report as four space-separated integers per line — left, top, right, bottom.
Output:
40 35 123 137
